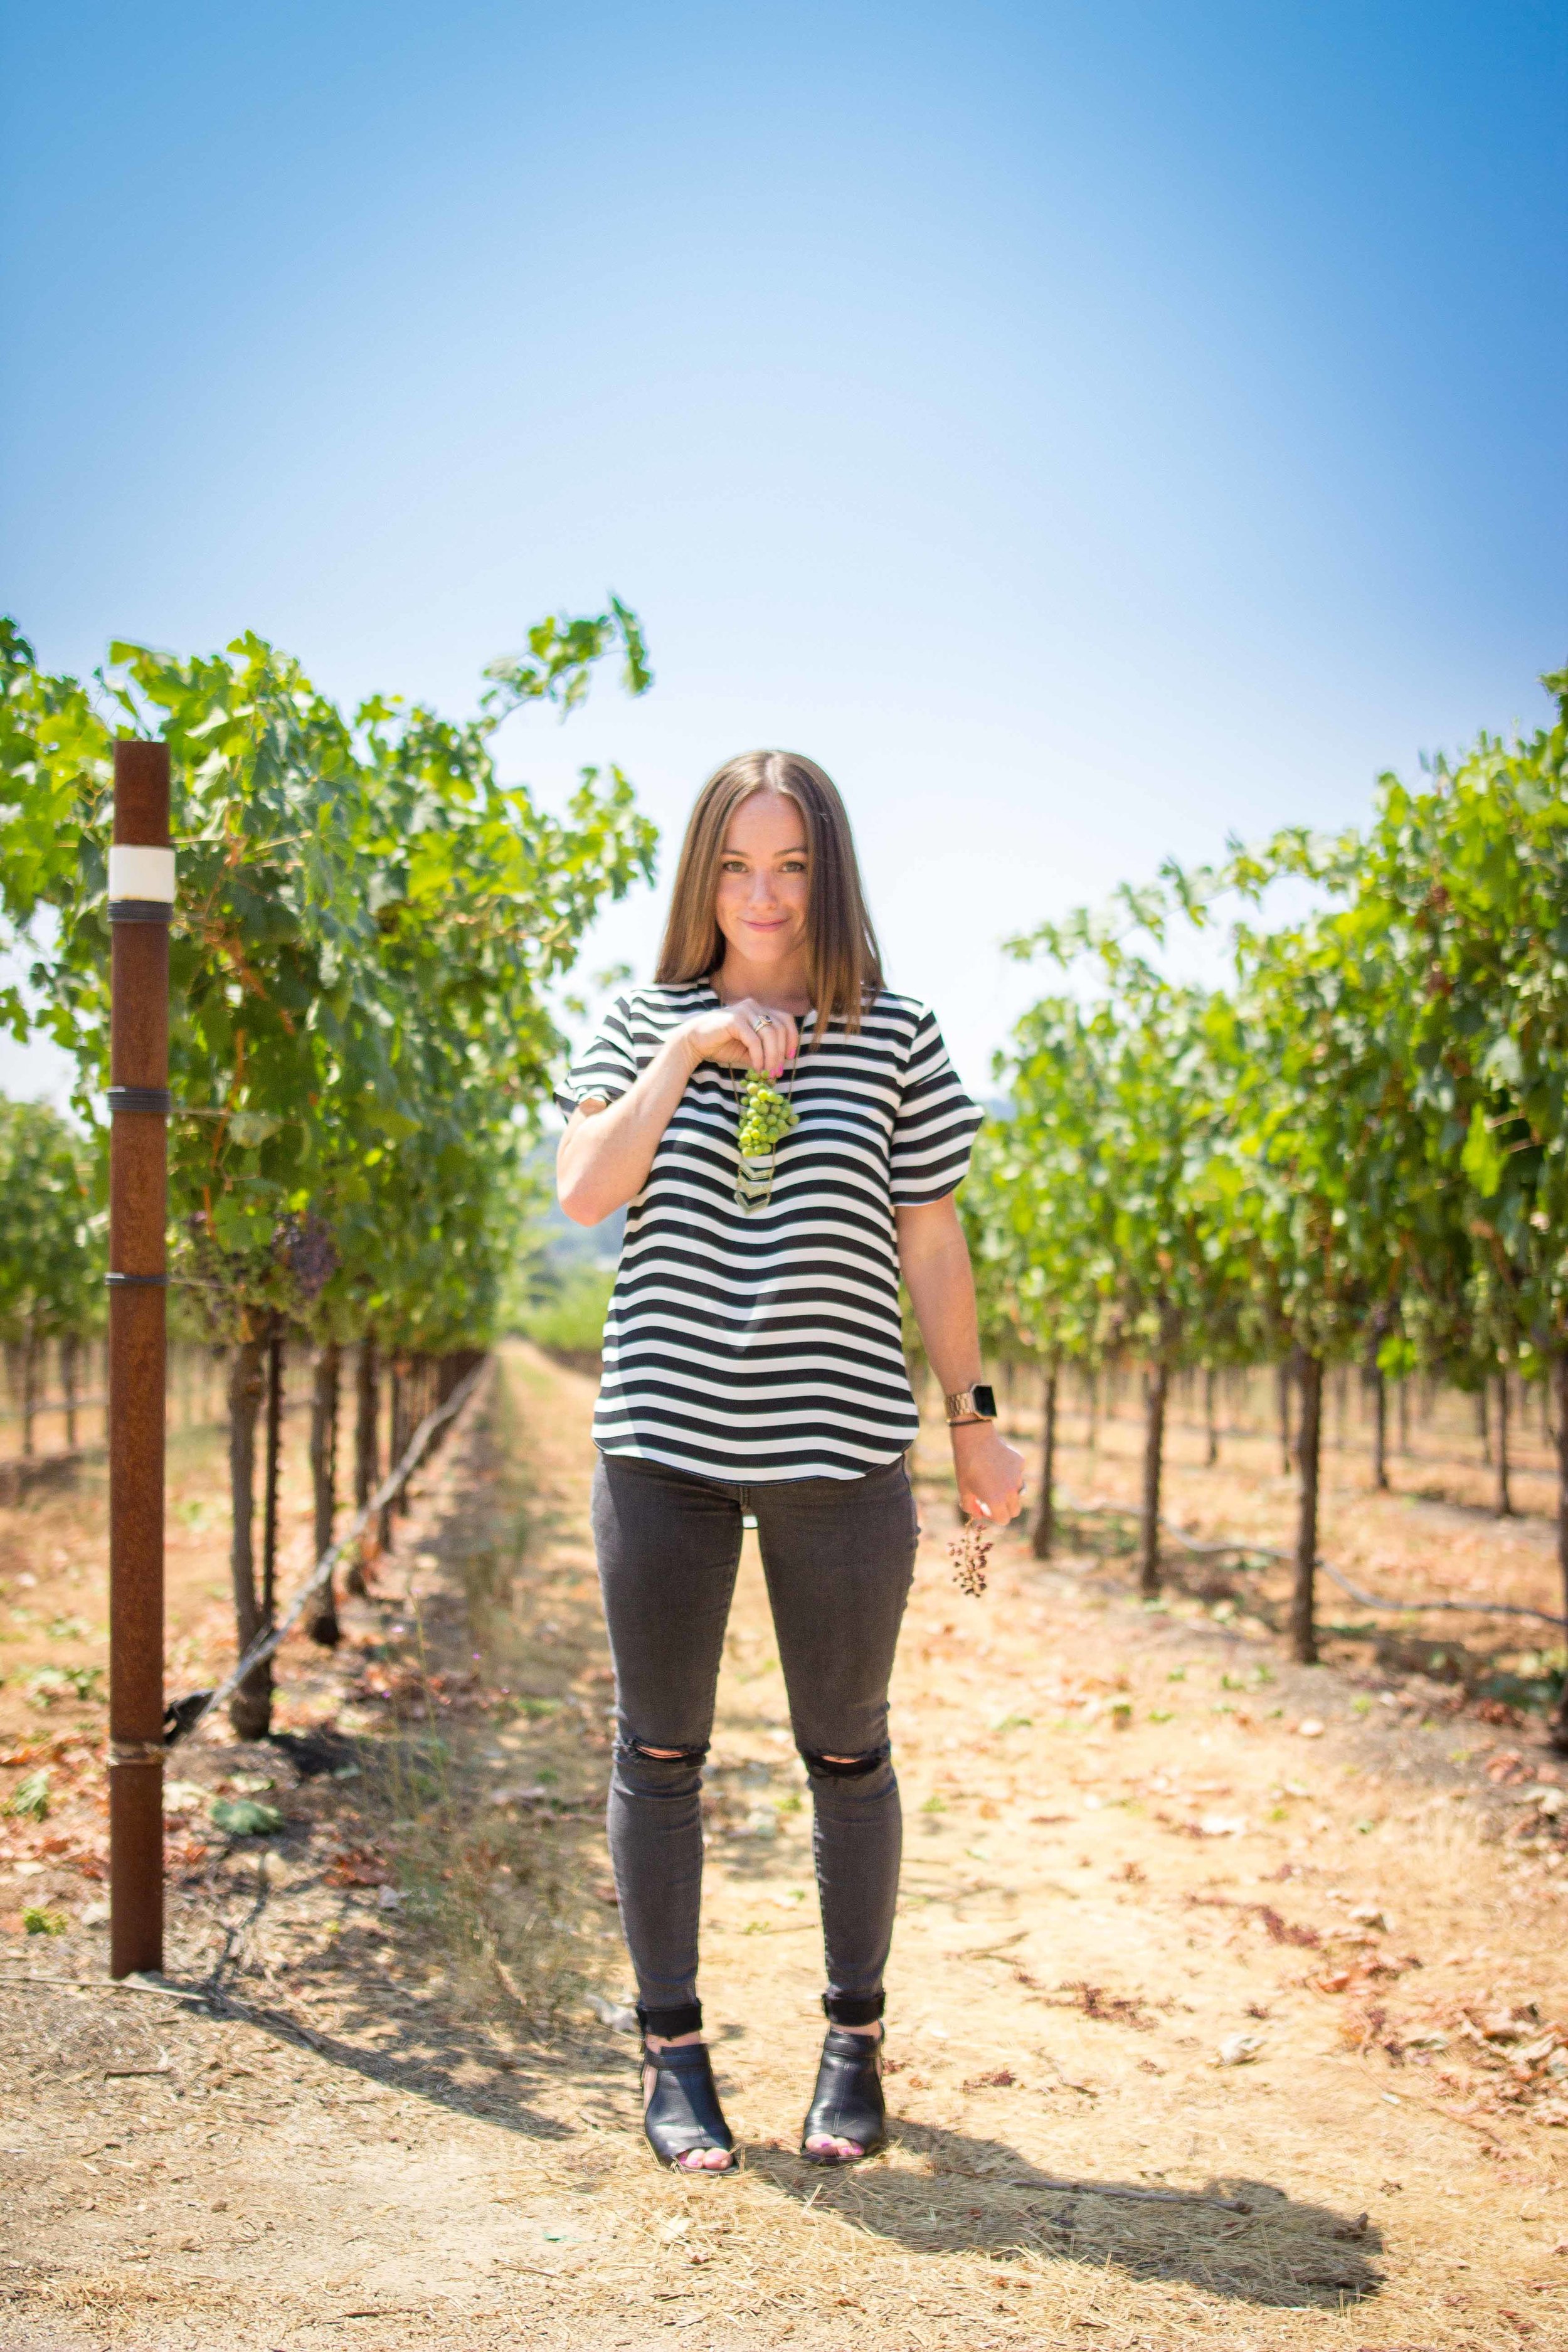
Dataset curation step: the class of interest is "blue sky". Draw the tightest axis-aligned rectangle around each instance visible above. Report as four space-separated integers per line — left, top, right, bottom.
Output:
3 0 1564 1100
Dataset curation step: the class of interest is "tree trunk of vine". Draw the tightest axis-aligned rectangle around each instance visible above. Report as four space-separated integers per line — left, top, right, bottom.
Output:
1204 1366 1219 1466
227 1333 271 1739
1139 1357 1168 1597
379 1355 404 1551
1032 1360 1057 1560
1476 1383 1491 1465
306 1340 341 1645
62 1333 77 1452
1553 1351 1568 1753
404 1355 421 1506
348 1330 378 1595
1371 1369 1389 1490
262 1322 283 1634
1496 1371 1512 1518
21 1317 38 1458
1290 1353 1323 1665
413 1353 430 1458
1276 1359 1293 1475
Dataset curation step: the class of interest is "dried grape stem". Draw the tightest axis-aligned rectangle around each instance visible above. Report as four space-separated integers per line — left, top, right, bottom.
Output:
949 1517 992 1597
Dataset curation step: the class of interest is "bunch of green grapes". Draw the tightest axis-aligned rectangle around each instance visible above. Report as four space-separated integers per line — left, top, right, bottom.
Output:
737 1069 800 1157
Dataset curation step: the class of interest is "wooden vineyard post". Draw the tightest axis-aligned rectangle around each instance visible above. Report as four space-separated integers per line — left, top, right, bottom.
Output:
107 741 172 1979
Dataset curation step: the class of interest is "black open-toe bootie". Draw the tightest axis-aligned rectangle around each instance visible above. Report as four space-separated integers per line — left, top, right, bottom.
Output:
637 2003 736 2175
800 1993 886 2164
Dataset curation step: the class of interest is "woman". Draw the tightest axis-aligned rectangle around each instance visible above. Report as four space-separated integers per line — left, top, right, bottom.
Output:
556 750 1024 2174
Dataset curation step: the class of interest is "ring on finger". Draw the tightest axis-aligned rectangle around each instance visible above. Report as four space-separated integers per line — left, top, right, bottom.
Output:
751 1013 774 1034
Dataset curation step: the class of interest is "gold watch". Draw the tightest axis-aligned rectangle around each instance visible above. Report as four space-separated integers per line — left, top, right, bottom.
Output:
943 1384 997 1425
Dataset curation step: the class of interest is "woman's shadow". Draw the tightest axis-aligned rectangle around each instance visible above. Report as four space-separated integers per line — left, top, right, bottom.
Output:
747 2119 1383 2310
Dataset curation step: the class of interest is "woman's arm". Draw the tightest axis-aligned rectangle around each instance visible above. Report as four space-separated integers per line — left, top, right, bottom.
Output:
896 1194 1025 1525
556 997 802 1227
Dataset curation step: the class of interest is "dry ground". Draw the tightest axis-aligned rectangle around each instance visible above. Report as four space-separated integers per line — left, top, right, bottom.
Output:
2 1347 1567 2351
1009 1365 1565 1706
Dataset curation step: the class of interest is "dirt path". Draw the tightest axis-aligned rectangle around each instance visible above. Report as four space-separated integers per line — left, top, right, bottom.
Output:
3 1347 1567 2349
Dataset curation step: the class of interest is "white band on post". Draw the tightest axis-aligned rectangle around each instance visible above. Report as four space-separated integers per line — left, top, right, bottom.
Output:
108 845 176 903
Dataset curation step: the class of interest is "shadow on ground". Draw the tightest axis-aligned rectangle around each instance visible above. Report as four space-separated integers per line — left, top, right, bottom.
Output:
748 2126 1384 2309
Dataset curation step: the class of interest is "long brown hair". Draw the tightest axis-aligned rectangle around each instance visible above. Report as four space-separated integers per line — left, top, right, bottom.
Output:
655 751 884 1034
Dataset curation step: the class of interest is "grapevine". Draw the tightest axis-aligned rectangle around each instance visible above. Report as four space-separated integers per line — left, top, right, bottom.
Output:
984 662 1568 1698
0 605 655 1732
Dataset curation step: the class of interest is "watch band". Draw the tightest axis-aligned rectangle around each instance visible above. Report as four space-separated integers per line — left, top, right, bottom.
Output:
943 1384 997 1424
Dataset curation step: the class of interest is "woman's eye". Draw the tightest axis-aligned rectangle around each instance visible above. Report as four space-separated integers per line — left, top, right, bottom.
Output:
719 859 748 872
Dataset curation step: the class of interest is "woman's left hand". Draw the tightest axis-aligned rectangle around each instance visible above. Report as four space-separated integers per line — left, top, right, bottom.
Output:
950 1421 1026 1525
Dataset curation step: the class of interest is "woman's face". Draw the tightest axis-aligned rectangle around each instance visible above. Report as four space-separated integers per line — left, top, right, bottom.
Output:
714 789 810 972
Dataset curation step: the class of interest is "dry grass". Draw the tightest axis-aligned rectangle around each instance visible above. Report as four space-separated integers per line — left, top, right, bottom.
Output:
2 1345 1567 2349
352 1373 618 2031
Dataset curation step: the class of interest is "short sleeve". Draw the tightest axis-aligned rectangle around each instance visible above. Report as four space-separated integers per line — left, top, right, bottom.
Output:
553 996 640 1118
889 1009 984 1205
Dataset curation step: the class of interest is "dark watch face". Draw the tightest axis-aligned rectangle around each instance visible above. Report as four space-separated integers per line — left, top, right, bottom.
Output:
972 1384 997 1419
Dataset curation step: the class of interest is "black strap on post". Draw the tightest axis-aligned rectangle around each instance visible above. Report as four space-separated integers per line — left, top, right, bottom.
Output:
107 901 174 924
107 1087 174 1115
105 1272 169 1288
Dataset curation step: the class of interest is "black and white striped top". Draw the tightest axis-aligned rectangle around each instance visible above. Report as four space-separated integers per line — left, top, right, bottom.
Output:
555 983 982 1482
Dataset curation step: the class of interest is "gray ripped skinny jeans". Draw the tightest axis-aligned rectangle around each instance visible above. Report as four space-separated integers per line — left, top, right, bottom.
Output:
591 1449 919 2029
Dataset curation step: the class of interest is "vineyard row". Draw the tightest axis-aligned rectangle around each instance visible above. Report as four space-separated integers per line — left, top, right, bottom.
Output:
961 664 1568 1739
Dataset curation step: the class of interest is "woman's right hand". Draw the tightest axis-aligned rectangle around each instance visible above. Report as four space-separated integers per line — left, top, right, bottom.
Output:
559 997 802 1226
677 999 800 1082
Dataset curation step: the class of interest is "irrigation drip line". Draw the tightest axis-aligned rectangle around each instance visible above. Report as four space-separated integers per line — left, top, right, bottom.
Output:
1056 1495 1567 1630
1313 1557 1565 1631
0 1971 210 2003
171 1355 489 1743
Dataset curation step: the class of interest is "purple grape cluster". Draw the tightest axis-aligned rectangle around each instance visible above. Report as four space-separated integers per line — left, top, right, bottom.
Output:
276 1210 337 1302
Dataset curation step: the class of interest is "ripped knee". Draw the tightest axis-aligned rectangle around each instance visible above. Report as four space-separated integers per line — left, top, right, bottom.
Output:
798 1741 891 1780
617 1731 709 1769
